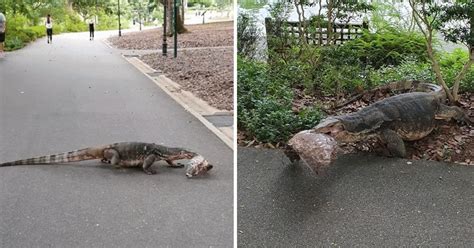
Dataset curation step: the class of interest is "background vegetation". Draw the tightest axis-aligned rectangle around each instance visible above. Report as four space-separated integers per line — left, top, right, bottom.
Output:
238 1 473 144
0 0 138 51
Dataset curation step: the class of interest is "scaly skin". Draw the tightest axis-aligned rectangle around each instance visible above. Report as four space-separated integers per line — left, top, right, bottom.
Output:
0 142 213 176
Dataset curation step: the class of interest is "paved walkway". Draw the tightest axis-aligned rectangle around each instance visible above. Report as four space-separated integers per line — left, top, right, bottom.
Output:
238 148 474 247
0 31 233 247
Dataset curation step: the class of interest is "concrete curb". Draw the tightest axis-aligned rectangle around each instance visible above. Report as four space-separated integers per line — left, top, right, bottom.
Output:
122 55 234 150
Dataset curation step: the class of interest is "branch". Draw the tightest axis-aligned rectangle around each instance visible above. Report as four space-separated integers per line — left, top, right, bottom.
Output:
451 56 474 101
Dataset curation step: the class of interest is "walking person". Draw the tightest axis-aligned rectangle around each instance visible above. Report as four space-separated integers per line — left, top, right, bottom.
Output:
0 12 6 58
89 19 94 41
45 14 53 44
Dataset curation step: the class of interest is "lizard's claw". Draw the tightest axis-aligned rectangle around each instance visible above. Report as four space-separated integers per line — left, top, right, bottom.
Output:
101 158 111 164
144 169 157 175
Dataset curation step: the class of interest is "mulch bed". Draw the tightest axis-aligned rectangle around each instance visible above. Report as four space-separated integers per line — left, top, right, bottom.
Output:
108 21 234 111
239 88 474 165
108 21 233 49
140 48 233 111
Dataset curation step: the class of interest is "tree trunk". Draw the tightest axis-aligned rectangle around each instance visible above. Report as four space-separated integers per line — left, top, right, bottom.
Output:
177 0 187 34
326 0 333 44
163 0 187 36
67 0 74 12
451 47 473 101
166 0 173 36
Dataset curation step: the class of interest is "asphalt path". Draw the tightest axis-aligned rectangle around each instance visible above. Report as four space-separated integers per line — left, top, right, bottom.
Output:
0 31 233 247
238 147 473 247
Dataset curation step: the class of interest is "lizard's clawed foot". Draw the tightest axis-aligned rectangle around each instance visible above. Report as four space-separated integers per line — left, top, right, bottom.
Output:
101 158 111 164
144 169 157 175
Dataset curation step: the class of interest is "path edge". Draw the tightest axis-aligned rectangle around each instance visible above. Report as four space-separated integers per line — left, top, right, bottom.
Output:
120 54 234 150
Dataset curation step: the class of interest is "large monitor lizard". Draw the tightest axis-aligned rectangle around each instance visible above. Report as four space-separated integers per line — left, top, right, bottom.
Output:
0 142 213 178
286 81 472 172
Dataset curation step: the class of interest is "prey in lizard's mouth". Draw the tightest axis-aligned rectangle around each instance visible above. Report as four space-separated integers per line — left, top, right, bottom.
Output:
185 155 213 178
287 131 339 174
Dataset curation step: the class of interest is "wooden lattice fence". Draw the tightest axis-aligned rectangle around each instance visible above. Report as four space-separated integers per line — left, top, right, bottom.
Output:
265 18 369 47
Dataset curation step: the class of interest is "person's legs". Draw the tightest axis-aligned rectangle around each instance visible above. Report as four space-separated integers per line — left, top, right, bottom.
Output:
0 32 5 56
47 29 52 43
0 32 5 52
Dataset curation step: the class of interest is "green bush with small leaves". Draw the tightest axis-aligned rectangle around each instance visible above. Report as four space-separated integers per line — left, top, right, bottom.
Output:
439 48 474 92
238 56 323 143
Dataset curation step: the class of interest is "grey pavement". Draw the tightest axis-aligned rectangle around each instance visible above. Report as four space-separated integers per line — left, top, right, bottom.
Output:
238 147 474 247
0 31 232 247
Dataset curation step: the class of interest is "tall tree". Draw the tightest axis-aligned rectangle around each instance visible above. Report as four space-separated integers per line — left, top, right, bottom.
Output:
409 0 473 102
159 0 186 36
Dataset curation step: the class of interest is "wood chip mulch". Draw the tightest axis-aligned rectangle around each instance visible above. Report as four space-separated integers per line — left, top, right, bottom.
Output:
108 21 233 49
108 21 234 111
140 48 233 111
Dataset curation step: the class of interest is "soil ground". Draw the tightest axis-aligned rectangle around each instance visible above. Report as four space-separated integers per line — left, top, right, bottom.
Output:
108 22 234 111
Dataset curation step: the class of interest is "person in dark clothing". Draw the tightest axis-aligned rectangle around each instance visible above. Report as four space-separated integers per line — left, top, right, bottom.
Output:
89 20 94 41
0 12 6 57
45 14 53 44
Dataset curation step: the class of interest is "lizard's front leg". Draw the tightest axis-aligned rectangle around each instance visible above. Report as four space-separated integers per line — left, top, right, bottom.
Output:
143 154 157 175
380 129 407 158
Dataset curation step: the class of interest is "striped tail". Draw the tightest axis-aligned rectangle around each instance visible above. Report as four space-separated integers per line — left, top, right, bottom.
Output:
0 148 100 167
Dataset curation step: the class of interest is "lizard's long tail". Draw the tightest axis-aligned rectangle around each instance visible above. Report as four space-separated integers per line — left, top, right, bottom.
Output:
0 148 103 167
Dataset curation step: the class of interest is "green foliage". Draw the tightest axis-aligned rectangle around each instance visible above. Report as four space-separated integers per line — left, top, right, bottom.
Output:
56 12 88 33
343 29 428 68
368 58 433 86
238 0 268 9
432 1 473 46
238 56 323 143
266 28 431 95
188 0 213 8
439 49 474 92
96 10 119 30
367 49 474 92
4 13 44 51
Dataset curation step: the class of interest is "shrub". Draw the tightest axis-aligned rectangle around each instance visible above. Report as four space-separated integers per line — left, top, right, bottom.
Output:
238 56 323 143
343 29 428 68
368 58 434 86
438 48 474 92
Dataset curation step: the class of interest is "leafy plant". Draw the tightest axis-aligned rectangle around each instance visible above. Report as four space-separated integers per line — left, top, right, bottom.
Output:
343 29 428 68
238 56 323 143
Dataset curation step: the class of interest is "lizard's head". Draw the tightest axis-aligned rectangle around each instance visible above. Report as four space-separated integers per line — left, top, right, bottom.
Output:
314 117 361 143
314 117 345 137
185 155 213 178
166 148 197 160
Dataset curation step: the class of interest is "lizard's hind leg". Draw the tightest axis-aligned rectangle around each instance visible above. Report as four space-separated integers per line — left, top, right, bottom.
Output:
143 155 158 175
437 104 472 126
103 149 120 165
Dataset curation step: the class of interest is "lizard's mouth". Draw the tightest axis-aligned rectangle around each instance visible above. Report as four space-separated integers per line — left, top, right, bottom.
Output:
185 155 213 178
287 130 339 174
